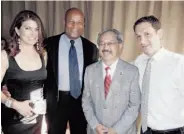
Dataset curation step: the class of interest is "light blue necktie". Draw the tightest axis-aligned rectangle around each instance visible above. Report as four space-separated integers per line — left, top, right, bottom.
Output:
69 40 81 99
141 58 152 133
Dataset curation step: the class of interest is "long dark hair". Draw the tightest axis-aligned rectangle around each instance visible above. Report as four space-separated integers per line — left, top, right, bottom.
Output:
1 37 7 50
6 10 46 56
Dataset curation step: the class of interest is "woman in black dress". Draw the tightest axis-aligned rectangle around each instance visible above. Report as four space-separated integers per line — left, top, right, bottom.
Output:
1 10 47 134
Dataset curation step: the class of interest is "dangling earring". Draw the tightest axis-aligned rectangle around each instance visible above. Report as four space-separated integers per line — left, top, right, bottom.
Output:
36 41 40 51
17 36 21 45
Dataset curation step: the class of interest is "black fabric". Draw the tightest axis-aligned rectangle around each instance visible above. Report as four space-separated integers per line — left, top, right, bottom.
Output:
44 33 99 134
141 127 184 134
47 91 86 134
2 116 43 134
1 55 47 134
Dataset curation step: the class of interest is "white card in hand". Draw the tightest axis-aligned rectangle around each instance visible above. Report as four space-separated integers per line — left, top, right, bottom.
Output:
30 88 43 102
33 99 46 115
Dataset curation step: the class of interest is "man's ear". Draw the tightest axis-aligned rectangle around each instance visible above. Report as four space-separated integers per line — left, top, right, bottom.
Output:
119 43 124 54
15 27 20 36
63 19 66 26
157 28 163 39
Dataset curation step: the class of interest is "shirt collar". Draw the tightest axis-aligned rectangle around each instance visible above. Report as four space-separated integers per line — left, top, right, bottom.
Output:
142 47 166 62
102 59 119 71
63 34 81 45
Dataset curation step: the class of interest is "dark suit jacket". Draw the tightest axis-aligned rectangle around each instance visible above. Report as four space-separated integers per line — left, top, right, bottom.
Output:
43 33 98 117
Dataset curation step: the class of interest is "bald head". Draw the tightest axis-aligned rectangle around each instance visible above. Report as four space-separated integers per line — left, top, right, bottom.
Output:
65 8 84 21
64 8 85 40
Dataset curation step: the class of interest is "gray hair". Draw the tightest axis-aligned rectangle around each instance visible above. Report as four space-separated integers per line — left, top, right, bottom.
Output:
97 29 123 45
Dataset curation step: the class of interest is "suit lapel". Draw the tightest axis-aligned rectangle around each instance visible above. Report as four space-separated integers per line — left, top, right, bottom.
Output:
81 37 87 69
53 43 59 84
52 34 63 84
95 61 106 102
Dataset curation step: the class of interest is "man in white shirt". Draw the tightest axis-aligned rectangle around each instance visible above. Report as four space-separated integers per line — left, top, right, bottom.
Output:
82 29 141 134
133 15 184 134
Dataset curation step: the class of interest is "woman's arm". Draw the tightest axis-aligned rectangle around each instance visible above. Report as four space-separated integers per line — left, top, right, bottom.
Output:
1 51 34 117
1 50 10 104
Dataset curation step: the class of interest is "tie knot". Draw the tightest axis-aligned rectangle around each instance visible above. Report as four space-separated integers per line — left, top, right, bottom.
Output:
70 40 75 46
105 66 110 72
147 58 153 65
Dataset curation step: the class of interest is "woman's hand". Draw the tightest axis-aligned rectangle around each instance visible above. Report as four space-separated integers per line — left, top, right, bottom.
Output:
2 85 11 97
12 100 34 117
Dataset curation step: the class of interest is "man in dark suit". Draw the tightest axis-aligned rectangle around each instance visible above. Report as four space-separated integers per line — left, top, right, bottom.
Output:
44 8 98 134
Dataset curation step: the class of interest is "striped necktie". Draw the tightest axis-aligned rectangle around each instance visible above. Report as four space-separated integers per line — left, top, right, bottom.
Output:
104 66 111 99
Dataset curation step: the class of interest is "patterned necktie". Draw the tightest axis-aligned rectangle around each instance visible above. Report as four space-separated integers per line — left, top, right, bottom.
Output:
69 40 81 99
104 66 112 99
141 58 152 132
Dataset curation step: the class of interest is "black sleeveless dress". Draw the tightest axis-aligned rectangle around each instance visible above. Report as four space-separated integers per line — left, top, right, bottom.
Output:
1 55 47 134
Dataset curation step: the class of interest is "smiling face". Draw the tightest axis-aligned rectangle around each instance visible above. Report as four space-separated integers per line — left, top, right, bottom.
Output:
64 9 84 40
15 19 39 46
135 22 162 57
98 31 123 65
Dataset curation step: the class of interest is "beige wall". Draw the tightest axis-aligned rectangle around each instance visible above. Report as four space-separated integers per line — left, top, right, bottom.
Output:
2 1 184 62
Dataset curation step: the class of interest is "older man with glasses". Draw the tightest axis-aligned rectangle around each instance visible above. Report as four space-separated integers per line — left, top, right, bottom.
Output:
82 29 141 134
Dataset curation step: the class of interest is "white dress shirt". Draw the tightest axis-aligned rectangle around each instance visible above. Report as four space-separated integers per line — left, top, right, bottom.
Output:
102 59 119 80
134 48 184 130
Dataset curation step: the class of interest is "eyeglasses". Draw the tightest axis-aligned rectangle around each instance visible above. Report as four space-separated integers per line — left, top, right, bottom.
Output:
98 41 119 47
